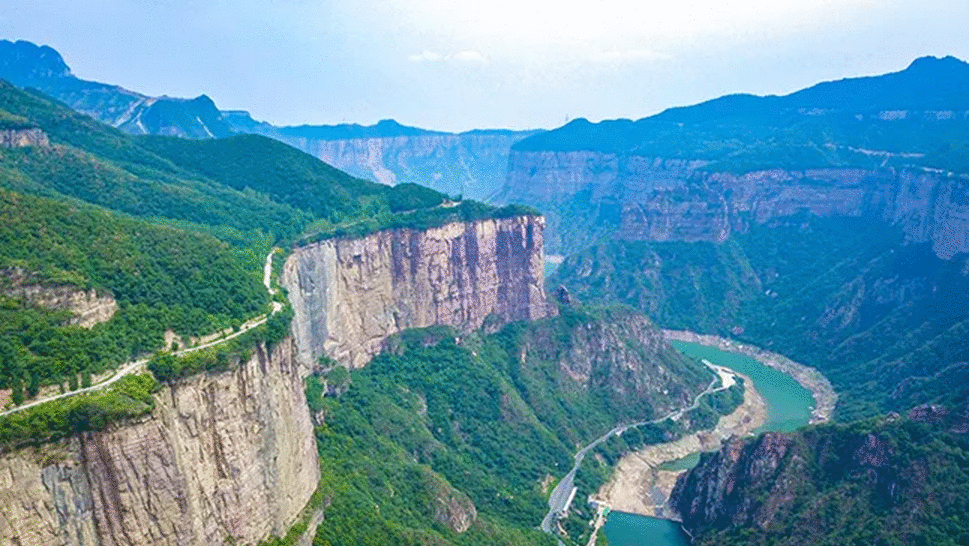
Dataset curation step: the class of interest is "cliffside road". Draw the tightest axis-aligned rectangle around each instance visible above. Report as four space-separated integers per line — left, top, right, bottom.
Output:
0 249 283 419
540 361 736 538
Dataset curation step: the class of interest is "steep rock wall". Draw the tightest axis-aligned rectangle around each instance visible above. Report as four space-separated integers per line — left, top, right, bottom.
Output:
0 337 318 546
503 150 969 258
0 127 49 148
279 132 533 201
282 216 553 368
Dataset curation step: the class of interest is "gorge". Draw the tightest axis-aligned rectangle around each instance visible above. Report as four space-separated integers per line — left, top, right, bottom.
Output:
2 38 969 546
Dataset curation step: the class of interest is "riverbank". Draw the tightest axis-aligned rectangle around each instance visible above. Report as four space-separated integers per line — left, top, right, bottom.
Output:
663 330 837 423
591 370 767 518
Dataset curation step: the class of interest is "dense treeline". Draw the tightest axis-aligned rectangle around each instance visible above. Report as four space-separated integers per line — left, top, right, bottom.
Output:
302 308 723 546
683 414 969 546
553 214 969 420
0 373 156 453
0 189 266 397
148 307 293 383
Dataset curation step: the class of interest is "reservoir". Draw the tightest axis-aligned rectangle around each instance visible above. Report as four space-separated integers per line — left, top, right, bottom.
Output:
602 340 817 545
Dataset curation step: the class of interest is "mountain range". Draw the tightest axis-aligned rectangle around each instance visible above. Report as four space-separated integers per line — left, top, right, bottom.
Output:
0 39 537 201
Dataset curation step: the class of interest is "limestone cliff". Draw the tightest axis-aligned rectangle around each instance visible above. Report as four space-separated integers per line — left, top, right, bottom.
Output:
0 337 319 546
1 274 117 328
274 131 536 202
282 216 553 368
502 150 969 259
668 407 969 544
0 127 49 148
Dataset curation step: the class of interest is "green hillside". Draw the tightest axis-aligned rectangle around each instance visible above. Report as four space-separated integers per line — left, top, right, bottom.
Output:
675 409 969 546
513 57 969 175
553 215 969 420
298 306 721 546
0 189 266 401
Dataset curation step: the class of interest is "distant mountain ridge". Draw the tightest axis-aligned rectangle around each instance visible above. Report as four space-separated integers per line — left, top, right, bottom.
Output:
515 55 969 156
0 39 539 199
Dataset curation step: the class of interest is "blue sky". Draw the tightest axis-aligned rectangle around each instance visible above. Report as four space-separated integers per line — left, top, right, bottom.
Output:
3 0 969 131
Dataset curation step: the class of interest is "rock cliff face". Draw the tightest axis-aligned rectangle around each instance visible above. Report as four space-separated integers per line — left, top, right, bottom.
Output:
2 277 117 328
502 150 969 258
282 216 553 368
276 132 535 202
0 337 319 546
669 413 969 544
0 127 49 148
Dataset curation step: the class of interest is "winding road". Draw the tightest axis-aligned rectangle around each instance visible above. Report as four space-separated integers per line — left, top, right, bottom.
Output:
540 360 736 537
0 249 283 419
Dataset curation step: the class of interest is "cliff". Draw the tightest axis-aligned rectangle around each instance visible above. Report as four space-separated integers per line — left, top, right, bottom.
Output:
266 131 535 202
0 127 49 148
0 337 319 546
668 409 969 545
282 215 553 368
502 150 969 258
1 271 117 328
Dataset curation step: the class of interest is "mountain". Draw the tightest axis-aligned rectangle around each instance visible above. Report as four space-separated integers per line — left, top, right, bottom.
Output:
501 56 969 422
0 39 540 201
670 402 969 546
0 40 233 138
515 55 969 156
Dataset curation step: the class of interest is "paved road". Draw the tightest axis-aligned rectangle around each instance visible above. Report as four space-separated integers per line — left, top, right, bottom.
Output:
540 360 735 537
0 249 282 418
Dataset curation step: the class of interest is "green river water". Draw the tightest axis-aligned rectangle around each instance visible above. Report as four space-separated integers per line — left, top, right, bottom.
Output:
602 340 818 546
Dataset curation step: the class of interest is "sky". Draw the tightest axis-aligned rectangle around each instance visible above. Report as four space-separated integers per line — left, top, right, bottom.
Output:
3 0 969 132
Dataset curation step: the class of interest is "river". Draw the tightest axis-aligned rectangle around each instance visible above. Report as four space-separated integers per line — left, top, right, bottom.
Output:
602 340 818 546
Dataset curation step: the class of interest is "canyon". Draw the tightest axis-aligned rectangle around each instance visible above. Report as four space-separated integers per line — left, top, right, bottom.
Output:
501 150 969 259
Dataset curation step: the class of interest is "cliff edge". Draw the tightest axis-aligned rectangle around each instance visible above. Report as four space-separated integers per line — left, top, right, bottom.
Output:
283 215 554 368
0 337 318 546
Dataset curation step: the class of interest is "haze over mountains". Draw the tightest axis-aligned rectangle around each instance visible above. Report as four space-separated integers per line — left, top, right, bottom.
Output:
2 35 969 546
0 39 536 201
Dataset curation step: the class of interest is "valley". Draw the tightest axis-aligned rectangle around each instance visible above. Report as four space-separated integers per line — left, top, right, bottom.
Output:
1 36 968 546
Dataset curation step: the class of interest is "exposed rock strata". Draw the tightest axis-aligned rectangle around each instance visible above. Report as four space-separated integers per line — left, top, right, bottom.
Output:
0 127 49 148
282 216 553 368
0 337 319 546
502 150 969 259
274 132 533 201
2 278 117 328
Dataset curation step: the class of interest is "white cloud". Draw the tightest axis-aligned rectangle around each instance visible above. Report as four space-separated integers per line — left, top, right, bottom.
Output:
587 49 670 64
407 49 488 63
407 50 444 62
451 50 487 63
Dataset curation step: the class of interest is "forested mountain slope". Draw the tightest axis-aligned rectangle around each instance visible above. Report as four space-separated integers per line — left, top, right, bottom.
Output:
1 39 539 202
671 402 969 546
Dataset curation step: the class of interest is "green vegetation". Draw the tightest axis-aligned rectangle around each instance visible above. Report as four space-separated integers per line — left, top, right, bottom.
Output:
684 413 969 546
0 189 266 396
562 381 745 545
147 307 292 383
0 107 33 130
303 307 727 546
296 201 539 245
0 79 520 247
514 58 969 176
553 214 969 420
0 373 157 452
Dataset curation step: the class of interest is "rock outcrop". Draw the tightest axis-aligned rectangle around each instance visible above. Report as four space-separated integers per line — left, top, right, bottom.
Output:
0 337 319 546
0 127 49 148
2 278 117 328
283 216 553 368
502 150 969 259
